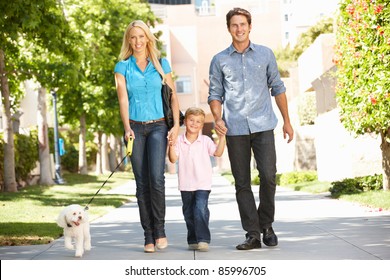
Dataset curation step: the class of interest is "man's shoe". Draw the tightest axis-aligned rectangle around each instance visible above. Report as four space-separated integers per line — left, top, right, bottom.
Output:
236 237 261 250
262 227 278 247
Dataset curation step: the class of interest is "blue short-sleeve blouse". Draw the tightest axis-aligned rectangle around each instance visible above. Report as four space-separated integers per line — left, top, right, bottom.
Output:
114 56 172 121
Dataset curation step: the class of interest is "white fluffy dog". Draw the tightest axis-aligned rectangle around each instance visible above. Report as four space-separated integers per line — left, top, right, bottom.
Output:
57 204 91 257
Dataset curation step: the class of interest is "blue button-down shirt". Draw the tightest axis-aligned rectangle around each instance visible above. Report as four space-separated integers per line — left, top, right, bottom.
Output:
114 57 171 121
208 42 286 136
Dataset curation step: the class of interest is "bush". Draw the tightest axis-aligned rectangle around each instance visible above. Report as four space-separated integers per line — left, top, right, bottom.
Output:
14 133 39 182
335 0 390 136
61 145 79 173
278 171 317 185
298 92 316 125
329 174 383 198
0 132 39 187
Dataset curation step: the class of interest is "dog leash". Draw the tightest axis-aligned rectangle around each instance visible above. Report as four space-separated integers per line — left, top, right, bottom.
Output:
84 138 133 211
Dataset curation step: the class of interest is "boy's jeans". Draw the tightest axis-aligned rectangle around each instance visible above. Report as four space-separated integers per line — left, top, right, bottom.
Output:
181 190 211 244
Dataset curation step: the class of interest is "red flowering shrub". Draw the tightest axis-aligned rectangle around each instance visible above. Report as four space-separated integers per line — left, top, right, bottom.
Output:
335 0 390 189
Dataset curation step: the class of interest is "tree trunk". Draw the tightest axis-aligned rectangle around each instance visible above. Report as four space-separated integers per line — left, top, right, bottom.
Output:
37 87 54 185
380 128 390 191
118 136 125 172
101 133 110 173
0 49 17 192
78 114 88 174
95 131 102 175
109 134 117 171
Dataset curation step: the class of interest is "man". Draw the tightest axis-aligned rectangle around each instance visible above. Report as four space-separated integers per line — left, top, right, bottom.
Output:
208 7 294 250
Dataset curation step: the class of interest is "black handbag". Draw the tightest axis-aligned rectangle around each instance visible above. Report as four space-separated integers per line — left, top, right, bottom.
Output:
161 78 184 129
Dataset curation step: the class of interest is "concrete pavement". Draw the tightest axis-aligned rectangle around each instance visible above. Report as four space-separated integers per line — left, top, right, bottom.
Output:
1 173 389 261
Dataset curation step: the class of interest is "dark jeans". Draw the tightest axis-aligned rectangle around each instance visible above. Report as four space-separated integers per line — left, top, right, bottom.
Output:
129 121 168 245
181 190 211 244
226 130 277 241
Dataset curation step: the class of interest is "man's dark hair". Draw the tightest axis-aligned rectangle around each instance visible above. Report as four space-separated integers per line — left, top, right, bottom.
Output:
226 7 252 28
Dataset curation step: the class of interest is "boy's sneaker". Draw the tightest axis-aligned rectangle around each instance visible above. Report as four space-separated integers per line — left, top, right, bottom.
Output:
197 242 209 252
188 243 198 250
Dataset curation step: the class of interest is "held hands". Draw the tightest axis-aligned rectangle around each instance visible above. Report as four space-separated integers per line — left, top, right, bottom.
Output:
167 124 180 146
215 118 227 136
167 134 175 147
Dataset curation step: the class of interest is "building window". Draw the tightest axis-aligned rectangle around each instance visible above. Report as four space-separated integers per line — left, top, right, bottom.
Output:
248 0 269 15
195 0 216 16
147 0 191 4
284 14 289 21
175 76 192 94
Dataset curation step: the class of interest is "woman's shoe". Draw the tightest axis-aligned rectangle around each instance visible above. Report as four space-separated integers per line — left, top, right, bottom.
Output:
197 242 209 252
144 243 155 253
156 237 168 250
188 243 198 250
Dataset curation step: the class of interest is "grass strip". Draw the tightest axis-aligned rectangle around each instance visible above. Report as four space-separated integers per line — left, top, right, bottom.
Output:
0 172 134 246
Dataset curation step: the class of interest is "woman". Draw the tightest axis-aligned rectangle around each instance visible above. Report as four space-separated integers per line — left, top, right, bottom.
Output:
114 20 181 253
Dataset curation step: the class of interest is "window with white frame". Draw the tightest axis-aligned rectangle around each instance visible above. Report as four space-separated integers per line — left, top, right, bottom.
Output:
175 76 192 94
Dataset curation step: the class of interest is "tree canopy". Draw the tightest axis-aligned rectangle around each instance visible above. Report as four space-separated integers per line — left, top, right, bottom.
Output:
57 0 160 135
275 16 334 77
0 0 78 108
1 0 161 190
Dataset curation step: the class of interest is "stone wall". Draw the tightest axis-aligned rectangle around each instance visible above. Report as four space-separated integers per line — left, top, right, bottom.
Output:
315 109 382 182
294 125 317 171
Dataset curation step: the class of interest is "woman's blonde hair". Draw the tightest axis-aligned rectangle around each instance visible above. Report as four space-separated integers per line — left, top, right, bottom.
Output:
118 20 165 82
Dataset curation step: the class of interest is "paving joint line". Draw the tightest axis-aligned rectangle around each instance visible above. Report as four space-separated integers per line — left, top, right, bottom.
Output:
312 224 382 260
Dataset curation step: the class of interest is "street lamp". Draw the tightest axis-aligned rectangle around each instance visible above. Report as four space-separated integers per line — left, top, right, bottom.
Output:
51 90 65 184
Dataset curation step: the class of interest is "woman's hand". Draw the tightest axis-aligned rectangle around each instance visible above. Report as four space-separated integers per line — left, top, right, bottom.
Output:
167 124 180 146
124 127 135 142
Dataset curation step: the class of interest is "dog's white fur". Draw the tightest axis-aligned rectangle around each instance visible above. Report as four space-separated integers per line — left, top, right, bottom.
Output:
57 204 91 257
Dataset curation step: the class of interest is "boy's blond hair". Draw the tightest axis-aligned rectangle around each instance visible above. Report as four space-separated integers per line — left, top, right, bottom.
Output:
185 107 206 121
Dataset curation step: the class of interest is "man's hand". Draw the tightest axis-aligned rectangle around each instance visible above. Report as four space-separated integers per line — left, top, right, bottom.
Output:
215 118 228 136
283 122 294 143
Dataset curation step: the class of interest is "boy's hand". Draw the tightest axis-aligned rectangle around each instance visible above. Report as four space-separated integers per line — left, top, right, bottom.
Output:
168 137 175 146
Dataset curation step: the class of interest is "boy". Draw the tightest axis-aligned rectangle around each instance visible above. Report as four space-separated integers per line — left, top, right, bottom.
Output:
168 107 226 251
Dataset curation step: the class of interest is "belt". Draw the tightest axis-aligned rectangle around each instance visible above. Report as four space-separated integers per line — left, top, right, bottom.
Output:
129 117 165 125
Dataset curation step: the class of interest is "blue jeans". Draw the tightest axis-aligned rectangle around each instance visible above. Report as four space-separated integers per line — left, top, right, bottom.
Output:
181 190 211 244
226 130 277 240
129 121 168 245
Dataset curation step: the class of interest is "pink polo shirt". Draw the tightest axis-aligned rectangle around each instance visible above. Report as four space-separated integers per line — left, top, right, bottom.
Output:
174 134 217 191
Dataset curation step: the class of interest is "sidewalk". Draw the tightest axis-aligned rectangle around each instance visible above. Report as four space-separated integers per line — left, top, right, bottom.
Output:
1 173 389 260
